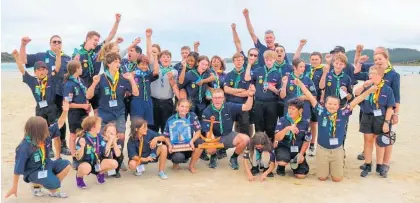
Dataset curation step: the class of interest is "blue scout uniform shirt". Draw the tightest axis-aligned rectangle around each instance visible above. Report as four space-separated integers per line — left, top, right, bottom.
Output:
95 74 132 120
323 71 353 107
14 123 60 179
330 63 363 85
304 64 324 100
127 129 159 159
360 83 396 115
275 61 293 79
63 76 88 104
250 66 281 102
132 69 158 101
74 42 104 87
284 73 317 120
23 71 58 108
223 67 250 104
314 103 352 149
206 68 226 99
275 116 311 150
179 69 212 104
25 51 71 96
163 112 201 138
254 39 289 66
76 133 107 165
201 102 242 137
174 62 182 73
119 58 137 74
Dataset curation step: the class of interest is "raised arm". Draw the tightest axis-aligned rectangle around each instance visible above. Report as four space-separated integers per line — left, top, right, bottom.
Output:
242 85 255 111
244 59 253 81
19 37 31 64
12 50 25 75
178 61 187 84
86 75 100 99
242 8 258 44
152 52 160 76
319 54 332 90
231 23 243 53
123 73 139 96
295 78 317 107
53 49 62 73
294 39 307 60
349 85 377 110
145 28 154 64
193 41 200 53
354 44 363 65
104 13 121 43
279 76 288 99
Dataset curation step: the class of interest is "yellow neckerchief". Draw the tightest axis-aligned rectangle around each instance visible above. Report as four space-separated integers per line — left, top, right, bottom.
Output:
373 80 385 109
138 134 144 163
104 70 120 100
286 114 302 145
384 65 392 74
328 112 338 138
38 76 48 99
310 64 324 80
38 142 46 169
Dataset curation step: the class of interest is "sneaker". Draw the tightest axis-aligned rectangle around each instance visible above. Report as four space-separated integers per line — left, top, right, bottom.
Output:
276 166 286 176
209 155 217 169
217 149 227 159
379 165 389 178
357 151 365 160
134 171 143 176
76 176 87 189
263 168 274 177
360 163 372 177
376 164 383 174
96 173 105 184
114 171 121 178
120 162 128 171
251 166 260 175
200 151 210 161
49 191 68 198
359 163 367 170
229 156 239 170
308 145 315 156
158 171 168 180
31 186 45 197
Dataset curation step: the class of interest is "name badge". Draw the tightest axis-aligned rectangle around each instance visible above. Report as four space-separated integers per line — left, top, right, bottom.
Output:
109 100 118 107
107 169 116 176
322 117 328 127
39 100 48 108
339 89 348 99
290 146 299 153
373 109 382 117
94 164 101 172
329 138 339 145
38 170 48 179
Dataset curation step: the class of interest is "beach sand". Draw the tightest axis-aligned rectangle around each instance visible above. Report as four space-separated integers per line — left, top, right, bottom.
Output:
1 71 420 203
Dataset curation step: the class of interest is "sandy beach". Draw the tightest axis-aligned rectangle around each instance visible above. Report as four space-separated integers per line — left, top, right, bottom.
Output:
1 70 420 203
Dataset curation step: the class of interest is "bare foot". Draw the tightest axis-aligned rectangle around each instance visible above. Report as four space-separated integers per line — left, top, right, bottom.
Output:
188 166 198 174
172 164 180 171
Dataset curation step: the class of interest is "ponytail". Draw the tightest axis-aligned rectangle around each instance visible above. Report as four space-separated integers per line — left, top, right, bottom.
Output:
64 60 82 83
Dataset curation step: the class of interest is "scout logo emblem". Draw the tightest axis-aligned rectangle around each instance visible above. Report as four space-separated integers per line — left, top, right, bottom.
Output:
290 86 294 91
230 81 234 86
327 81 332 86
192 84 196 88
259 79 263 84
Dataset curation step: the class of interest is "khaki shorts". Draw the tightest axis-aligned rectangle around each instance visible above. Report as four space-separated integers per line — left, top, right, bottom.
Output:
316 144 344 179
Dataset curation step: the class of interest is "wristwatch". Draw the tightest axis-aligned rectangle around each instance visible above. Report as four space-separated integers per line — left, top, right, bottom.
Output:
384 120 391 124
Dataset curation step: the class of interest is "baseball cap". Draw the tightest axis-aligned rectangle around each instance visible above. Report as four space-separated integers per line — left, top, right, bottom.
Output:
376 131 396 147
330 46 346 53
34 61 48 70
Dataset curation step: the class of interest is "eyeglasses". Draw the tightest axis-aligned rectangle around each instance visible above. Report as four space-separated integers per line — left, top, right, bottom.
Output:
249 54 258 57
52 40 62 44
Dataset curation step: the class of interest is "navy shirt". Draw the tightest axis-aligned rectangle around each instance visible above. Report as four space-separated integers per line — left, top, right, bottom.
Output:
284 73 316 121
304 64 324 100
14 123 60 178
127 129 159 159
23 71 58 108
223 68 250 104
63 76 88 104
132 69 158 101
250 66 281 102
74 43 103 87
76 133 107 164
331 63 359 85
322 71 353 107
201 102 242 137
254 39 289 66
360 84 396 115
274 116 311 150
314 103 352 149
179 69 212 104
275 61 293 79
95 74 132 119
163 112 201 140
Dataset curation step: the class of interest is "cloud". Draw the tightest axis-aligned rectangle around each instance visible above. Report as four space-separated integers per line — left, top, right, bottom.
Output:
2 0 420 59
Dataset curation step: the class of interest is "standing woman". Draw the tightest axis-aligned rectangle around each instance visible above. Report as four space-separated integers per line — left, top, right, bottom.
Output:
207 56 227 100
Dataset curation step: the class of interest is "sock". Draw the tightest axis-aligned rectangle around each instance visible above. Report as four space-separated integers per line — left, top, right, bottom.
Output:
231 152 239 158
310 143 315 147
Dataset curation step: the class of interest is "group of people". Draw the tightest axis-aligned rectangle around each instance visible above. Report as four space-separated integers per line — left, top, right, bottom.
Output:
5 9 400 199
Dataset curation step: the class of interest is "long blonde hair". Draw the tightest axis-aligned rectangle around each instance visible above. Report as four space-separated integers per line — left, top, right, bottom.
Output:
97 42 118 62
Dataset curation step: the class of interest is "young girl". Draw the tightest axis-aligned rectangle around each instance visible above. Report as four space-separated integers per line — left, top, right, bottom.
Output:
127 118 168 179
63 60 90 168
243 132 275 181
5 100 71 199
178 52 200 99
74 116 118 188
163 99 202 170
102 123 123 178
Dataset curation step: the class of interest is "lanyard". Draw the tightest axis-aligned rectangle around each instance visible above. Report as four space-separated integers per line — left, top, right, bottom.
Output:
331 71 344 96
291 73 303 96
191 69 203 103
86 133 100 164
36 76 48 100
25 136 46 169
104 70 120 100
286 114 302 146
309 64 324 80
211 104 224 134
138 136 144 158
234 67 244 88
69 76 87 94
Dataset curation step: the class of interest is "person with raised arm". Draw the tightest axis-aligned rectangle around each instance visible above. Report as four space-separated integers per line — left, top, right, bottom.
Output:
231 23 260 70
173 46 191 72
13 50 63 159
20 35 72 156
4 100 71 199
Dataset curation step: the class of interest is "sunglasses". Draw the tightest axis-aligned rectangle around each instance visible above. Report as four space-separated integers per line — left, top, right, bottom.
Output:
249 54 258 57
52 40 62 44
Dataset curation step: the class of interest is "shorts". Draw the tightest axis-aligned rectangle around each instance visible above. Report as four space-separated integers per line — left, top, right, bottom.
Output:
275 144 309 175
89 94 99 110
130 98 154 125
25 159 70 190
359 113 385 135
75 161 100 175
316 144 344 178
169 151 192 164
234 111 250 136
310 105 318 122
35 104 58 125
68 109 89 133
100 113 126 134
220 131 238 149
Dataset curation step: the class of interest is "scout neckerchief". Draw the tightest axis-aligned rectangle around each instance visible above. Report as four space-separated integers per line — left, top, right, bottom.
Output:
136 69 149 100
104 69 120 100
74 44 94 77
275 60 286 71
36 76 48 101
25 136 46 170
46 50 64 58
331 71 344 97
69 75 87 94
85 132 100 164
326 111 338 138
264 66 277 83
210 68 221 88
233 67 244 88
384 65 392 74
160 65 173 87
371 79 385 109
285 113 302 146
211 103 225 134
191 69 204 103
291 72 303 96
126 61 137 73
309 64 324 80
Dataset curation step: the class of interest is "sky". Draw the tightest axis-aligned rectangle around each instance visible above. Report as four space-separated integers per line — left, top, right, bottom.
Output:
1 0 420 60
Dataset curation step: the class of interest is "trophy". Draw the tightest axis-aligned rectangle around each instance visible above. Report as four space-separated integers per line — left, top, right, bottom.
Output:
169 118 193 152
198 116 224 149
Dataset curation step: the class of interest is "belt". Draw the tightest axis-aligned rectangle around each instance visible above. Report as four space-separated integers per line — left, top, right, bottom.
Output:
152 97 173 102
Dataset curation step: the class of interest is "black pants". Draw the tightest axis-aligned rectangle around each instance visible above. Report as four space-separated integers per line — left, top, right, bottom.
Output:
54 95 66 141
151 97 174 133
124 96 133 121
277 102 285 121
114 155 124 173
253 100 278 141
